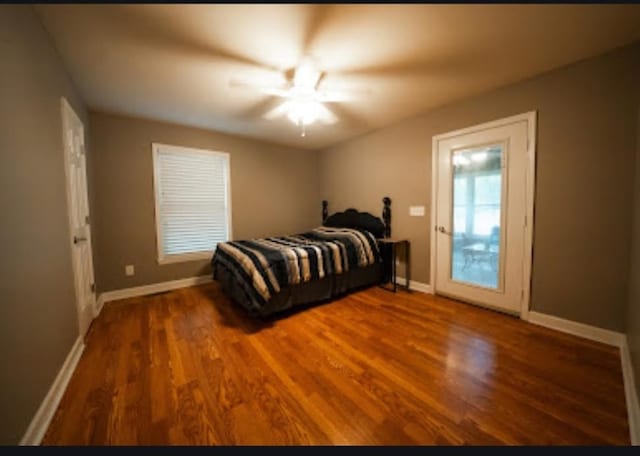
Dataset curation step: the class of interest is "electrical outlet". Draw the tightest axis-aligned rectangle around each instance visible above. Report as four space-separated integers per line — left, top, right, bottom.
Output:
125 265 135 276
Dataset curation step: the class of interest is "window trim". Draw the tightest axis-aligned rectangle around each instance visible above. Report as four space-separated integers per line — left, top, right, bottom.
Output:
151 142 232 265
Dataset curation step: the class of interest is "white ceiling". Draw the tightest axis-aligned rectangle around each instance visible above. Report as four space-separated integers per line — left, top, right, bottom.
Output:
36 4 640 150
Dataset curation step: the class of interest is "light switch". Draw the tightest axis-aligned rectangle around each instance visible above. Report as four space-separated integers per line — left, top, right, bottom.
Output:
125 265 135 276
409 206 425 216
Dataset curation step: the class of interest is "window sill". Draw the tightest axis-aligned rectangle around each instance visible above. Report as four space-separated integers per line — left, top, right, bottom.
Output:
158 251 214 265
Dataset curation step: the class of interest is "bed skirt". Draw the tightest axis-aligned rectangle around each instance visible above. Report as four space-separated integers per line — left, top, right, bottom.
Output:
213 262 383 318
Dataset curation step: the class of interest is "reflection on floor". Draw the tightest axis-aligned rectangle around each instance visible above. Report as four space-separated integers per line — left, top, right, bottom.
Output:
452 246 498 289
42 283 629 444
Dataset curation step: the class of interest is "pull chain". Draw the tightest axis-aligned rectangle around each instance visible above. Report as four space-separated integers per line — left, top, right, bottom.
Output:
295 118 307 137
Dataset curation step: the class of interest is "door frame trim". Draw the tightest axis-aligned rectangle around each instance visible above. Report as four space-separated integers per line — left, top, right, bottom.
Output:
430 111 537 319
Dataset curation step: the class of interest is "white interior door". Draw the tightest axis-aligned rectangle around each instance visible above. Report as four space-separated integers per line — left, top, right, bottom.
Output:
61 98 96 337
433 113 535 316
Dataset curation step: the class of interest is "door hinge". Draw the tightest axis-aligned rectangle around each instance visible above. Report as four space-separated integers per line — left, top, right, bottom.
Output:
85 215 90 225
524 215 527 227
90 283 96 293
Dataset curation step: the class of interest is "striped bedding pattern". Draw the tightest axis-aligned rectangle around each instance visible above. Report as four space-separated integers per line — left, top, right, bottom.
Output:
211 226 381 313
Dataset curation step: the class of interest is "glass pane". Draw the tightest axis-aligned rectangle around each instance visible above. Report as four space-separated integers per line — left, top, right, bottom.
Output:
453 207 466 234
453 177 467 205
453 177 467 234
473 206 500 236
451 145 503 289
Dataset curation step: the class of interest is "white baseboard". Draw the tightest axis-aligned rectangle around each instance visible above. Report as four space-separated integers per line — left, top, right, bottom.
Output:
100 274 213 304
20 336 85 445
94 293 104 317
19 276 210 445
621 337 640 445
515 311 640 444
396 277 433 294
526 311 625 347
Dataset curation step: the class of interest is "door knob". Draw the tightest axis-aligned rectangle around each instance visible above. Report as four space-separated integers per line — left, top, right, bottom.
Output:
73 235 87 244
437 226 453 236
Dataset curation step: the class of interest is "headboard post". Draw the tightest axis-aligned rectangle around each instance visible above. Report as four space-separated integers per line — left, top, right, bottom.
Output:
322 200 328 223
382 197 391 238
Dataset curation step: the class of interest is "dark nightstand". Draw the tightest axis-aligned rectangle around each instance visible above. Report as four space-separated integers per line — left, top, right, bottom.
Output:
377 238 410 292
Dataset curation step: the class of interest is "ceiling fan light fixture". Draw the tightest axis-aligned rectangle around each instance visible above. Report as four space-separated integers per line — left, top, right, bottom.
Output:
285 98 322 126
293 56 321 89
235 54 358 135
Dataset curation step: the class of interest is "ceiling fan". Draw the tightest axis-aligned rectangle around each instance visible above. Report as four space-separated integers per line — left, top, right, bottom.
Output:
230 57 367 137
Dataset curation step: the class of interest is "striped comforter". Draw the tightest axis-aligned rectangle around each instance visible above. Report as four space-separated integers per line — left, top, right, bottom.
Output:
212 226 381 311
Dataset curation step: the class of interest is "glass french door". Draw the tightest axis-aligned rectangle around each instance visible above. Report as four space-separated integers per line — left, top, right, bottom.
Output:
434 118 530 315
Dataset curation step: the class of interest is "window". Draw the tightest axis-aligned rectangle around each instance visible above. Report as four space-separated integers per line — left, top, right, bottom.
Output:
152 143 231 264
452 171 501 237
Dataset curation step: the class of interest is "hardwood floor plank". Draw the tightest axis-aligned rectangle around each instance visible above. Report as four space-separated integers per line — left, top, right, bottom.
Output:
42 283 630 445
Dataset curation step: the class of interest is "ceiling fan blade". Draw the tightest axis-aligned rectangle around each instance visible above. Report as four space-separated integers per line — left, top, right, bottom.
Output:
229 77 290 98
263 101 292 120
316 104 338 125
259 87 291 97
293 57 322 89
316 87 371 103
326 103 368 129
237 96 284 120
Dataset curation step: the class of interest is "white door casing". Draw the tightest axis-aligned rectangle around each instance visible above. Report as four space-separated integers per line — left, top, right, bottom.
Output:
61 98 96 337
431 112 536 317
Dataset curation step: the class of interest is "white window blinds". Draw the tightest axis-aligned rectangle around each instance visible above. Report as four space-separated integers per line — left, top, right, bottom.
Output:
152 144 231 263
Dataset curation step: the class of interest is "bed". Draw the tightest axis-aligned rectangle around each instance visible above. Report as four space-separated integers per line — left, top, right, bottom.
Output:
211 198 392 317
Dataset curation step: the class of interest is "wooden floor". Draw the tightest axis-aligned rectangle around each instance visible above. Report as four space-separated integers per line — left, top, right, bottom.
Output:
43 283 629 445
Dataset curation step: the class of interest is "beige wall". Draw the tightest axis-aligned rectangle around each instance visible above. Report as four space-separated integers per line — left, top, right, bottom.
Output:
0 6 89 444
627 107 640 406
319 42 640 331
90 112 320 292
2 8 637 444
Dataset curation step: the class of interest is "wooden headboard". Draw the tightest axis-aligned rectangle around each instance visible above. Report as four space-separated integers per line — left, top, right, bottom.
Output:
322 197 391 239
